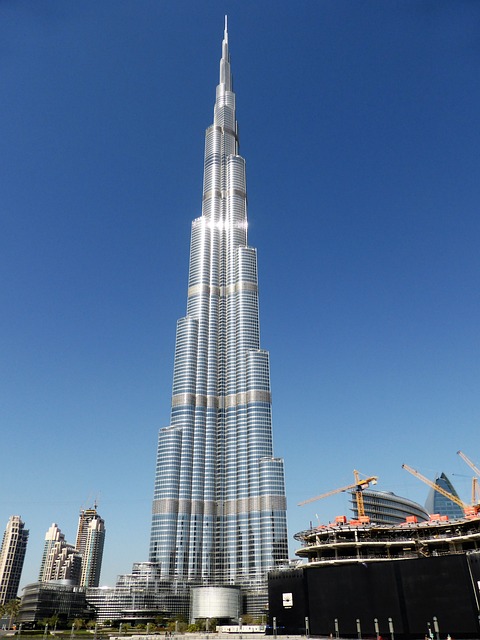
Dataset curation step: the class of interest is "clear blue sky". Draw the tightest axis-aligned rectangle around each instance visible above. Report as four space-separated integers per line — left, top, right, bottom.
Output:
2 1 479 591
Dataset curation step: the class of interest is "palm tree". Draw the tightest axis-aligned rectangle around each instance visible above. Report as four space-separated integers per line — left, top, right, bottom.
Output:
73 618 85 631
48 614 60 631
5 599 20 629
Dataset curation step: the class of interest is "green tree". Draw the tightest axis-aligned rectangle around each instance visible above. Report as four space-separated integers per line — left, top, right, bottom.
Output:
48 614 60 629
4 598 21 629
169 620 187 633
73 618 85 630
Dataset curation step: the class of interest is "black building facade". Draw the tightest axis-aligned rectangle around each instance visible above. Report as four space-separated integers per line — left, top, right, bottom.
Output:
18 581 94 627
269 552 480 639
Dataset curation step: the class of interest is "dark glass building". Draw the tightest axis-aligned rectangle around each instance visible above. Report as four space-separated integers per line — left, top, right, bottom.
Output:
18 581 93 627
424 472 464 518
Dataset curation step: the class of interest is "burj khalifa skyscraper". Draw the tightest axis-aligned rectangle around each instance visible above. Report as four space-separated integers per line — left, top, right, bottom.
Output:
149 20 288 614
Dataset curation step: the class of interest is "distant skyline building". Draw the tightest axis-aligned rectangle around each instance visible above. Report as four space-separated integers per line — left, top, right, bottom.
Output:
75 506 105 587
38 523 81 584
39 523 64 581
350 489 429 525
425 472 464 519
149 20 288 614
0 515 29 604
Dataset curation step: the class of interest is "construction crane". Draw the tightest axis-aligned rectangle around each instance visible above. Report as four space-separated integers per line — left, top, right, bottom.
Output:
457 450 480 505
402 463 479 515
457 450 480 477
298 469 378 518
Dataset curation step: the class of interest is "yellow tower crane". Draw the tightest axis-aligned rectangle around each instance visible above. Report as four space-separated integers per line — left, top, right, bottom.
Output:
298 469 378 518
402 463 480 516
457 450 480 505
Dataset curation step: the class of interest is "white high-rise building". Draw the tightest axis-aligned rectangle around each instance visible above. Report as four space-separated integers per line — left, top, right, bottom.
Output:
0 515 29 604
38 523 81 584
76 507 105 587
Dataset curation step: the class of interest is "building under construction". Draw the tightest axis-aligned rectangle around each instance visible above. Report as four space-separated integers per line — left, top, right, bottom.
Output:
269 513 480 638
270 461 480 639
269 462 480 640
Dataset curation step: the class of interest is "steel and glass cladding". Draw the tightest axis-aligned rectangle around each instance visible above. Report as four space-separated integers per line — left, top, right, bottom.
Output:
150 21 288 594
425 472 464 519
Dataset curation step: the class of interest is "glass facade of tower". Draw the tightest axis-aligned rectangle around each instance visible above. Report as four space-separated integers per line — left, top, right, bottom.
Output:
150 22 288 603
425 472 464 519
350 490 430 525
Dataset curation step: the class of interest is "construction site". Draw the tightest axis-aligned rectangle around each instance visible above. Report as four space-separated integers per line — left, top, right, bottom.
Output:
268 451 480 639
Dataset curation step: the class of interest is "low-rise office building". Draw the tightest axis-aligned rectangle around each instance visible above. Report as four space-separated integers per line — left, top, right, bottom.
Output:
18 580 93 626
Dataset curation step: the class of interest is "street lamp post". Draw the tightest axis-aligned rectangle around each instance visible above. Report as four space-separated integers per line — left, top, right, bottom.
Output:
356 618 362 640
388 617 395 640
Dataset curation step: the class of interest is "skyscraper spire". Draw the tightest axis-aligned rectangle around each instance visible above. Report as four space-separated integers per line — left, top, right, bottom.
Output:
219 15 232 91
150 20 288 617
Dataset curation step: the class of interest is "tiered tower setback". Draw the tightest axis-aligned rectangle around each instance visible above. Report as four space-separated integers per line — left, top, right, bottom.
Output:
39 523 81 584
150 20 288 607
